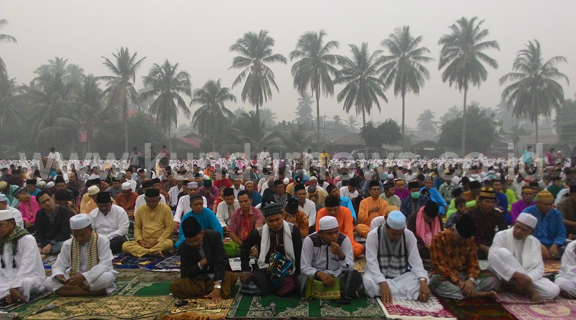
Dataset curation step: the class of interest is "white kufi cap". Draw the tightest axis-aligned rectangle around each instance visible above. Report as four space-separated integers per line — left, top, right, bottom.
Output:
121 182 131 190
318 216 339 231
516 213 538 229
70 214 91 230
0 209 13 221
386 210 406 230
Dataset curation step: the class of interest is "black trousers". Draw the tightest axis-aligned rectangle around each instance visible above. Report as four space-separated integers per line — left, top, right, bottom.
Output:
109 235 128 254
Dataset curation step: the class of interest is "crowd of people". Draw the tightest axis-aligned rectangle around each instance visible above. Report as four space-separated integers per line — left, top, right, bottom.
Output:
1 145 576 309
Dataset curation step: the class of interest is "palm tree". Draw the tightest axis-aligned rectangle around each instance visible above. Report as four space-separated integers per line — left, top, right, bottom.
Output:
141 60 192 151
379 26 433 151
232 111 278 152
229 30 286 116
190 79 236 151
0 19 17 75
75 75 103 152
438 17 499 155
0 72 20 133
439 106 461 123
100 47 146 152
345 115 359 132
295 92 314 125
500 40 569 145
417 109 437 131
290 30 340 145
334 43 387 127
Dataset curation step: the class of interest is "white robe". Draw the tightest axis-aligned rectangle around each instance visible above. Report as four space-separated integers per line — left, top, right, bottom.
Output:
298 199 317 227
9 207 24 229
44 235 117 293
215 200 240 227
363 228 429 300
88 204 130 240
555 240 576 297
488 229 560 299
0 235 45 300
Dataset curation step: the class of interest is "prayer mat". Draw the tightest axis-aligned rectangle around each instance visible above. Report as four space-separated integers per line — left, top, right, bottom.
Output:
161 298 234 320
114 279 172 296
438 296 517 320
152 255 181 272
379 296 456 319
229 257 256 272
42 255 58 269
0 290 52 312
354 255 367 274
228 290 386 318
501 297 576 320
544 260 562 274
25 296 175 320
112 252 165 269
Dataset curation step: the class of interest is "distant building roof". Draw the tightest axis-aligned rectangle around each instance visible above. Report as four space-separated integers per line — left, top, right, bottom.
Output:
329 133 364 146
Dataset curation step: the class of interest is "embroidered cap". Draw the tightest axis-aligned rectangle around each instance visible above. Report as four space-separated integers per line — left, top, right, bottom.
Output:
386 210 406 230
516 213 537 229
536 190 554 201
187 182 198 189
262 202 283 217
70 214 91 230
318 216 339 231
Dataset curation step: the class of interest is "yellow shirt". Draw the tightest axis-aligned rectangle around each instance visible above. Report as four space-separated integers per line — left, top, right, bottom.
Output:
320 152 331 167
134 203 173 243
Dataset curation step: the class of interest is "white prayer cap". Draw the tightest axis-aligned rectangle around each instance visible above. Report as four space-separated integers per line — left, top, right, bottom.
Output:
387 174 394 180
0 209 13 221
121 182 131 190
452 176 461 184
87 185 99 196
38 181 46 187
187 182 198 189
309 176 318 181
0 194 6 202
516 213 538 229
318 216 339 231
175 176 184 181
386 210 406 230
283 178 289 185
70 214 91 230
47 181 55 188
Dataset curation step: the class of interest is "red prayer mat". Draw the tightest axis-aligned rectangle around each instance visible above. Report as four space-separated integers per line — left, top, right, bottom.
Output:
379 296 456 320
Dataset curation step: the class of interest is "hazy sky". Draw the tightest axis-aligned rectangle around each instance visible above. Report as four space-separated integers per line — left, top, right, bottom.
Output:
2 0 575 130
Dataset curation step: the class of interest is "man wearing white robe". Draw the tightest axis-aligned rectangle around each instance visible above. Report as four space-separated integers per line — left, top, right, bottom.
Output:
488 213 560 301
88 192 130 254
0 210 45 303
44 214 117 296
363 210 431 302
0 194 23 228
216 188 239 232
555 240 576 298
173 182 207 226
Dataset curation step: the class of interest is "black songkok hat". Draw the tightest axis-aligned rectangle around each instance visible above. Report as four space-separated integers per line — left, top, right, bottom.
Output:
325 195 339 208
223 188 234 197
96 191 112 204
141 180 154 189
451 187 463 198
469 181 481 190
423 200 439 218
408 181 420 189
294 184 306 192
145 188 160 197
26 179 36 185
182 217 202 238
54 176 65 184
54 189 68 201
455 215 476 239
285 198 299 215
152 178 161 184
326 184 337 194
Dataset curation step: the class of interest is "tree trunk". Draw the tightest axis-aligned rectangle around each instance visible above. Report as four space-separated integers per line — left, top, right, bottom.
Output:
123 103 128 153
362 109 366 127
315 85 320 147
461 88 467 156
168 125 172 153
535 117 539 146
401 92 406 153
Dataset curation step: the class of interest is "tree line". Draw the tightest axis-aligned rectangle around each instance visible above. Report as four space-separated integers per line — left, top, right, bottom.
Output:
0 17 570 158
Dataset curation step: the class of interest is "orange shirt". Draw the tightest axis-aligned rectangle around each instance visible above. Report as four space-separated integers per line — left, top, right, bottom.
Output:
315 206 355 243
116 192 138 212
358 196 389 226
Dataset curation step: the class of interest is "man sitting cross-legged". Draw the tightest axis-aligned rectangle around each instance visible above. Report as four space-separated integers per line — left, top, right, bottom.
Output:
240 203 302 297
363 211 431 303
429 215 500 299
122 189 174 257
299 216 362 301
488 213 560 302
170 217 238 301
88 191 129 254
555 240 576 298
225 190 263 257
44 214 117 296
0 209 45 304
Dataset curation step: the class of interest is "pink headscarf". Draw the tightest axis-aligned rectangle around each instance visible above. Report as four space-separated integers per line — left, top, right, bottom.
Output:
415 205 441 245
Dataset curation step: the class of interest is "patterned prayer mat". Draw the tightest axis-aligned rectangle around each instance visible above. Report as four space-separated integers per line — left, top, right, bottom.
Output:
161 298 234 320
544 260 562 274
112 252 166 269
438 296 517 320
354 255 367 274
380 296 456 319
152 255 181 271
114 278 172 296
25 296 175 320
498 292 576 320
227 290 386 318
0 290 52 312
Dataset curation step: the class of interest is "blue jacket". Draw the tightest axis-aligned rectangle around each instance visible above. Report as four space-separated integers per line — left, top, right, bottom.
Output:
176 208 223 249
522 205 566 246
420 187 447 214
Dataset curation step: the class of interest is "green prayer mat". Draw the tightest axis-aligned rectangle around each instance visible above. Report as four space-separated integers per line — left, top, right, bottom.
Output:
227 290 385 318
114 279 173 296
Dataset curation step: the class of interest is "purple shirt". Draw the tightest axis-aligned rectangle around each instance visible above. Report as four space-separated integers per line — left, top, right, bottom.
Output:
395 187 410 200
510 200 536 224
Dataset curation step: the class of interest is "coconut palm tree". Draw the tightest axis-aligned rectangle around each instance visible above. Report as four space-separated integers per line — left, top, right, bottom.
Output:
334 43 387 127
345 115 359 132
100 47 146 152
229 30 286 116
438 17 499 155
0 19 17 75
417 109 437 131
0 72 20 133
232 111 278 152
499 40 569 145
75 74 103 152
379 26 433 151
295 92 314 125
141 60 192 151
191 79 236 152
290 30 340 145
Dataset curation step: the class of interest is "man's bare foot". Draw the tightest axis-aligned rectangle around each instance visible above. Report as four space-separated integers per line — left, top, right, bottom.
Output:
40 254 47 260
147 251 163 257
97 288 108 296
80 283 91 291
560 291 574 299
527 288 543 303
476 291 498 299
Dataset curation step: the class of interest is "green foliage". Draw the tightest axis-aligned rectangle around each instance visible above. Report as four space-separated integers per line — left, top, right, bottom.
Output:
295 92 314 125
556 99 576 146
437 103 499 154
359 119 402 149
